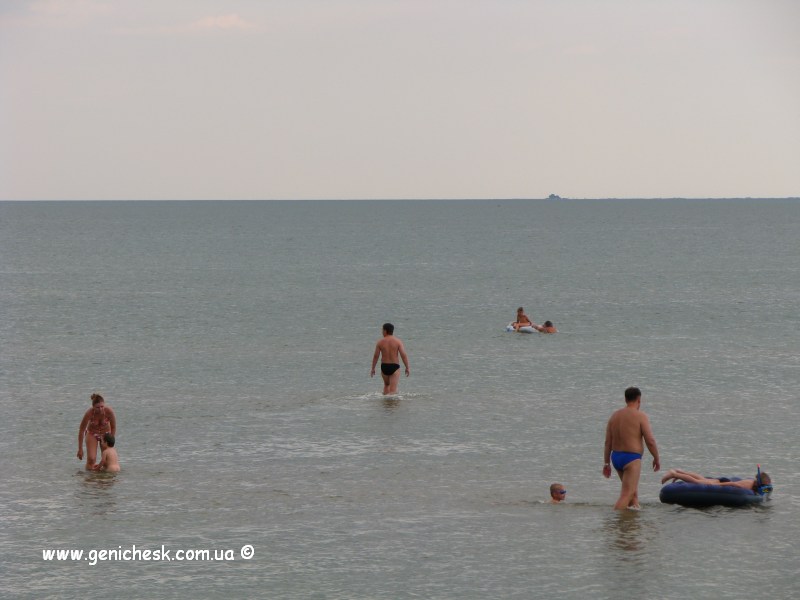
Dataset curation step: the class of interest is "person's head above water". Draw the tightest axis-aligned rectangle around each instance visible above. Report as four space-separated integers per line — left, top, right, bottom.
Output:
103 433 115 447
382 323 394 335
549 483 566 502
755 471 772 493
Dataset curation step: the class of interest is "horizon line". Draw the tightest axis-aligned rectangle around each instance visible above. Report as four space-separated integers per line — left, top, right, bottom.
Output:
1 196 799 202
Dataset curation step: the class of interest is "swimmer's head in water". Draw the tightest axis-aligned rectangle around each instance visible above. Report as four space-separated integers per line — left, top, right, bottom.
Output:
544 321 553 327
756 471 772 494
103 433 115 447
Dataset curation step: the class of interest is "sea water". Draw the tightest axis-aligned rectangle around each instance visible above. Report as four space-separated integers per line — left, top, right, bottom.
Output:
1 199 798 599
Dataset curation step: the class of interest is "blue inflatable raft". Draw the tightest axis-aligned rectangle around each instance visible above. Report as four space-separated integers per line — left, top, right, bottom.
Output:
659 478 765 508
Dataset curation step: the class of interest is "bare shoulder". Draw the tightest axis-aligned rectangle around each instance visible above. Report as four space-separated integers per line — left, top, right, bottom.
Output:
609 407 625 420
638 411 655 435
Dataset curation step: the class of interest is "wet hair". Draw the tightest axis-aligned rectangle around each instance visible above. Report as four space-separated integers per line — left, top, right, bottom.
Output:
103 433 115 447
550 483 564 494
383 323 395 335
517 307 524 312
758 472 771 485
624 387 641 403
91 393 105 405
544 321 553 327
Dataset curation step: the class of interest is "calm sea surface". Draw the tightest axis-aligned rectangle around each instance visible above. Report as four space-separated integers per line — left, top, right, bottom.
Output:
1 199 798 599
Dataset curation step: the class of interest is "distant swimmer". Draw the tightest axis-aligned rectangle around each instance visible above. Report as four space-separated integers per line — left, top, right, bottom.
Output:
532 320 558 334
511 307 533 331
93 433 121 473
661 468 772 494
77 393 117 470
370 323 410 395
603 387 660 510
549 483 567 503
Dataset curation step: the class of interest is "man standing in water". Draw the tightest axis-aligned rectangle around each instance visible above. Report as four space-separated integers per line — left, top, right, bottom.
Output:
603 387 660 509
370 323 410 395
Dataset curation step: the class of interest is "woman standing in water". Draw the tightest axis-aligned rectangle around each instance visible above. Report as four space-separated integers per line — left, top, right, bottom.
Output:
77 393 117 470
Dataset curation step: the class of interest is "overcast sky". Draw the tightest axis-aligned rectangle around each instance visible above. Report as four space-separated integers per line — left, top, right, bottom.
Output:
1 0 798 200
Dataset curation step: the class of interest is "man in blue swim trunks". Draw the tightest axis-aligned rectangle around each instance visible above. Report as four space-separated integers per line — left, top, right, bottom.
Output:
370 323 410 395
603 387 661 509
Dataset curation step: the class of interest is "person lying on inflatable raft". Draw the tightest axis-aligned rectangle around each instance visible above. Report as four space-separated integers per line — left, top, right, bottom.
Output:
661 468 772 494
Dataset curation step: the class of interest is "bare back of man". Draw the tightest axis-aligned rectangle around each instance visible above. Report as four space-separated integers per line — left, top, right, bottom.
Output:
99 447 121 472
603 388 660 509
370 323 410 395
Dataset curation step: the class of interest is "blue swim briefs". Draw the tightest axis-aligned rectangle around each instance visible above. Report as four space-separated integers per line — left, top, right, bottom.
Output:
610 450 643 473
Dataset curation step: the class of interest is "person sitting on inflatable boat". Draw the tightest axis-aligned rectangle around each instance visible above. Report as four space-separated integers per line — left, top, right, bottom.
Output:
661 468 773 495
511 307 533 331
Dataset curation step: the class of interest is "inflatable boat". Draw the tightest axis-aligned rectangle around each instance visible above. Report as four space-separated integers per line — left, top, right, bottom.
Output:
659 478 766 508
506 322 536 333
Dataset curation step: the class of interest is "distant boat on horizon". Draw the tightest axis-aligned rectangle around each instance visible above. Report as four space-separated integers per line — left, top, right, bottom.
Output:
547 194 563 200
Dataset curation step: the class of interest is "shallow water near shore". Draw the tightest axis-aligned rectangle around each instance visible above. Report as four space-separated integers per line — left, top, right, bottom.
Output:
1 199 799 599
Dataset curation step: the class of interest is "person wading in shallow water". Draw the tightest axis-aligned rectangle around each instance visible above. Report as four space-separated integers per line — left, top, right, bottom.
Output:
603 387 660 509
77 393 117 470
370 323 410 395
94 433 121 473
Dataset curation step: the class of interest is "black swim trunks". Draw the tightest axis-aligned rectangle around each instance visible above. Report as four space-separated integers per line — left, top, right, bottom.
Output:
381 363 400 376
